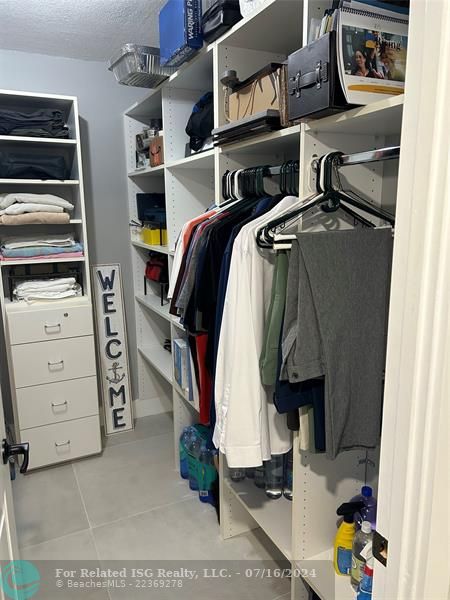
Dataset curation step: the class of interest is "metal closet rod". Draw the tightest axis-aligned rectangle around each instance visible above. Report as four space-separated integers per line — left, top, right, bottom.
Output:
265 146 400 176
338 145 400 167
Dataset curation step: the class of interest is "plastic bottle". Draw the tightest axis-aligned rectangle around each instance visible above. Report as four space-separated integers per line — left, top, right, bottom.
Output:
187 431 202 491
357 559 374 599
351 486 377 530
265 455 283 499
254 464 266 488
334 501 365 575
179 427 192 480
229 468 246 482
283 449 293 501
198 445 215 504
351 521 373 588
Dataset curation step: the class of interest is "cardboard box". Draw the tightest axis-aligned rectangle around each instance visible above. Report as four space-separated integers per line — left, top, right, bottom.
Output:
226 63 283 122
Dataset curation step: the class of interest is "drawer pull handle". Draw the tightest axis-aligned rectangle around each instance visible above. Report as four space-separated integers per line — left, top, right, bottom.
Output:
55 440 70 448
44 323 61 333
51 400 68 408
48 360 64 369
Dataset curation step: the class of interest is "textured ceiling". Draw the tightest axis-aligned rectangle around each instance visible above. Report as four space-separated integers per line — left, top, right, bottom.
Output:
0 0 167 62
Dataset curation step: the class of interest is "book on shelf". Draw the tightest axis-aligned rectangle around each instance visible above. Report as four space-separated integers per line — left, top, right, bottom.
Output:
313 0 409 106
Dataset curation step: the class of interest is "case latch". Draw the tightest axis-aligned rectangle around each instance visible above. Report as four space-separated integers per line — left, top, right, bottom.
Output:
289 61 329 98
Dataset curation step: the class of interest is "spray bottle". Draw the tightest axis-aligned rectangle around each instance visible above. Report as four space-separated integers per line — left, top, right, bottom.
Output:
334 501 365 575
357 542 374 600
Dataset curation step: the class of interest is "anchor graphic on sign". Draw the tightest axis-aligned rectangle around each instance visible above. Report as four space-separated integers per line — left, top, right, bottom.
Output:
106 361 125 385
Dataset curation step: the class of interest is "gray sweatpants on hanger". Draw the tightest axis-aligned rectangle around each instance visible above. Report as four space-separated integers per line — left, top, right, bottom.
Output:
281 228 393 459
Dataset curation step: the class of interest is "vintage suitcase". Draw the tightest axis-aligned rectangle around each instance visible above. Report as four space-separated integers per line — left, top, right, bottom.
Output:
224 63 284 123
287 31 353 121
202 0 242 43
149 136 164 167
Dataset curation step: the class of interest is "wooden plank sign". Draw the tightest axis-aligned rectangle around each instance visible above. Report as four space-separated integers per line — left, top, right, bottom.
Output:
92 264 133 434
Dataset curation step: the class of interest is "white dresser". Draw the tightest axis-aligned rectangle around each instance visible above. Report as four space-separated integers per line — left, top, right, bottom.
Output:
6 298 101 470
0 90 102 470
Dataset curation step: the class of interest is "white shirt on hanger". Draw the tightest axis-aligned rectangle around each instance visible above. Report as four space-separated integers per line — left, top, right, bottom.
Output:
214 195 300 468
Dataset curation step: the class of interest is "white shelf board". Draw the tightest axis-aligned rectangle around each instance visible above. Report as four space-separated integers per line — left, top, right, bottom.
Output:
0 179 79 186
173 380 199 414
166 45 214 91
0 89 75 111
131 240 174 256
217 0 303 55
136 294 171 322
0 256 85 267
125 89 163 124
224 477 292 559
138 345 172 385
306 95 404 136
128 164 165 178
5 295 91 313
297 549 355 600
220 125 300 156
0 135 77 146
171 316 185 330
166 148 215 170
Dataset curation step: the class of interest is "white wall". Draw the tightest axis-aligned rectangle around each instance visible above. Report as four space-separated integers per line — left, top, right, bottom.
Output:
0 48 144 395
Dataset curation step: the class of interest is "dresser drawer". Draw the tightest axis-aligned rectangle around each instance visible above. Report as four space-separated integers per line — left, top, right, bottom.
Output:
8 303 93 345
12 336 96 388
17 377 99 430
21 415 102 470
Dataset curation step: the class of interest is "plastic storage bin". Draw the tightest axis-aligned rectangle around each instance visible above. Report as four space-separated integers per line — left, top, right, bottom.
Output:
108 44 176 88
141 223 168 246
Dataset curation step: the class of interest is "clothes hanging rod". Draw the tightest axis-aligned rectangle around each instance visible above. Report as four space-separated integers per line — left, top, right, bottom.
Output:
268 164 299 176
338 145 400 167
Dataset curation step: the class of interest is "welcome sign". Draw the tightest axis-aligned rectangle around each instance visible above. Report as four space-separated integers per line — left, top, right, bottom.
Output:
92 264 133 434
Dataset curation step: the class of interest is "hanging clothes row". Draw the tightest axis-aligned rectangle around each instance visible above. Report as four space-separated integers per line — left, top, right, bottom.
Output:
170 151 396 468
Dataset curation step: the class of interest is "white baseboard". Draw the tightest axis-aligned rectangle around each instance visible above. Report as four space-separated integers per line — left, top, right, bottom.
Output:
133 396 172 419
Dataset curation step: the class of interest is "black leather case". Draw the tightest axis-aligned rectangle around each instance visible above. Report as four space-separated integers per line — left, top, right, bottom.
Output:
287 31 354 121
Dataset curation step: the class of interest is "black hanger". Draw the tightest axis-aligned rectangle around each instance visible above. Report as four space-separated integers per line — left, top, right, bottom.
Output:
256 151 394 248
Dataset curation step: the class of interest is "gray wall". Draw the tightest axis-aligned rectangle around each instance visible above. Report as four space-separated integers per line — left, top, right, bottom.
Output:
0 49 143 394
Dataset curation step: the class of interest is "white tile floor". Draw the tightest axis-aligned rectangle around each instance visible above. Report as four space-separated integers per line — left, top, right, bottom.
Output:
13 414 291 600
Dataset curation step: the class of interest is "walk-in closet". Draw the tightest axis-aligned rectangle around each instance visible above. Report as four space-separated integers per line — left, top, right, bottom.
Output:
0 1 447 600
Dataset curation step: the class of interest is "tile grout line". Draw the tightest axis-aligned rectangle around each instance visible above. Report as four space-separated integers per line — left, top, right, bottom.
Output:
71 462 93 530
102 427 175 452
90 495 197 532
20 526 92 554
71 464 113 600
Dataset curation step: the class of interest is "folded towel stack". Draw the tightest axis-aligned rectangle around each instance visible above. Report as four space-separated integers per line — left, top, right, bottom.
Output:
0 234 84 261
14 277 81 303
0 193 74 225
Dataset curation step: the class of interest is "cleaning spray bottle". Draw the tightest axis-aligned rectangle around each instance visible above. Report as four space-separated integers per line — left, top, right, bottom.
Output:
334 501 365 576
357 543 374 600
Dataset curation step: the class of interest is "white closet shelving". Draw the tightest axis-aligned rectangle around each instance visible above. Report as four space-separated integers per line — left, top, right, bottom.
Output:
123 1 405 598
0 89 101 470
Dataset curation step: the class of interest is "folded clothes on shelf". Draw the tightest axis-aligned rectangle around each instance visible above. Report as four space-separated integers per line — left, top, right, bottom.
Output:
13 277 81 303
1 234 77 249
0 213 70 225
0 109 69 138
0 193 74 212
1 251 84 262
0 203 64 216
0 234 83 260
1 243 83 258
